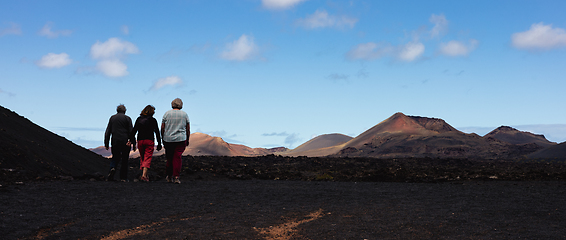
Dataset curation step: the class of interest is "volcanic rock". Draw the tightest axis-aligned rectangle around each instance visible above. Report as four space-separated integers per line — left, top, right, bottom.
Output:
484 126 556 147
0 105 107 182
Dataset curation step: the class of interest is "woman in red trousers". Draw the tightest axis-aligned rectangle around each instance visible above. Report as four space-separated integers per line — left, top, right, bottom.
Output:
131 105 162 182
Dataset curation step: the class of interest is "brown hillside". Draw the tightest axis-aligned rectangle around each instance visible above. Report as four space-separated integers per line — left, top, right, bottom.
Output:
279 133 353 157
484 126 556 147
0 105 108 180
334 113 543 159
121 132 286 158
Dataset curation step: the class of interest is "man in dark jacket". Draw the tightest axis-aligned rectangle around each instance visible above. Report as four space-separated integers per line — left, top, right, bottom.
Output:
104 104 134 181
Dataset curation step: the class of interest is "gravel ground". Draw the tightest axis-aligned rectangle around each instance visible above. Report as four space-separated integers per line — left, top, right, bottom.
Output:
1 179 565 239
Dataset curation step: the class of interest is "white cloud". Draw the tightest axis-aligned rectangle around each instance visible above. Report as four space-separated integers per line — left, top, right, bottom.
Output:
36 53 72 68
346 41 425 62
220 34 260 61
96 59 128 77
262 0 307 10
150 76 183 91
512 23 566 50
89 38 139 77
1 22 22 36
296 10 358 29
121 25 129 35
397 42 425 61
429 14 448 38
90 38 139 59
439 39 478 56
346 42 393 60
38 22 72 38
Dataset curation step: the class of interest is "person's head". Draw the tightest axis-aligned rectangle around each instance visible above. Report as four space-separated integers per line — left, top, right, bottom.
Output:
171 98 183 109
116 104 126 113
140 105 155 116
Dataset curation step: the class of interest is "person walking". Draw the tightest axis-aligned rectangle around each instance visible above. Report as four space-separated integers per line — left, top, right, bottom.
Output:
161 98 190 184
131 105 162 182
104 104 134 182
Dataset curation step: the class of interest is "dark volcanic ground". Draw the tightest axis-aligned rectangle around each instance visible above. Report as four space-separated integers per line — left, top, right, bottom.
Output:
1 179 565 239
1 156 566 239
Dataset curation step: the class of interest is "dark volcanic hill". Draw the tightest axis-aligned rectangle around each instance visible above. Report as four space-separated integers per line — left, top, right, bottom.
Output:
0 105 108 181
484 126 556 147
333 112 544 159
528 141 566 160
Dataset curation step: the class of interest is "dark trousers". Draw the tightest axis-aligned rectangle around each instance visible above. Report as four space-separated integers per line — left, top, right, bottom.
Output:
110 143 131 180
164 141 186 177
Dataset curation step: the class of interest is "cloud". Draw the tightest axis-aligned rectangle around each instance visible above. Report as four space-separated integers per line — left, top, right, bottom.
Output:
150 75 183 91
429 14 448 38
0 88 15 97
38 22 72 38
89 38 139 77
296 10 358 29
0 22 22 36
90 38 139 59
327 73 349 83
262 0 307 10
346 42 394 60
346 41 424 62
284 133 301 147
96 59 128 77
439 39 478 56
511 23 566 50
220 34 260 61
121 25 129 35
262 132 290 137
397 42 425 61
36 53 72 68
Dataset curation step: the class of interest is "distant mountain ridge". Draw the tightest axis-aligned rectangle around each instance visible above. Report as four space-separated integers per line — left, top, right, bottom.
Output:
86 111 562 160
92 132 287 158
277 112 557 159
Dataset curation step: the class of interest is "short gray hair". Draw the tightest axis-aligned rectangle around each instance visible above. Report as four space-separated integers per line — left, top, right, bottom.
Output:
116 104 126 113
171 98 183 109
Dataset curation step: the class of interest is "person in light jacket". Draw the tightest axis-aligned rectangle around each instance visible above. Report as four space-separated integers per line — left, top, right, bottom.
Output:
161 98 190 184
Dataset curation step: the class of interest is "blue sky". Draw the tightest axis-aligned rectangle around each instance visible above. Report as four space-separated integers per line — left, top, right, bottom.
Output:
1 0 566 149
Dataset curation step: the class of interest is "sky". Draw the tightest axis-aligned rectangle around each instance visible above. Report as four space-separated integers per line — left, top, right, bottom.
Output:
1 0 566 149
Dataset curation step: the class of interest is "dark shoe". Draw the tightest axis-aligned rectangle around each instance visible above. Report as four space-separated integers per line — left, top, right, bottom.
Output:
173 176 181 184
120 179 129 182
140 176 149 182
106 168 116 181
166 176 172 183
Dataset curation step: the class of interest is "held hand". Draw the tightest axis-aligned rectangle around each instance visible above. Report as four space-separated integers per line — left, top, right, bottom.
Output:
105 146 109 151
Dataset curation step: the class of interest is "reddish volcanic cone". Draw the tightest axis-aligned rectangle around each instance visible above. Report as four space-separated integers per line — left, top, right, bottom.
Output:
344 112 461 149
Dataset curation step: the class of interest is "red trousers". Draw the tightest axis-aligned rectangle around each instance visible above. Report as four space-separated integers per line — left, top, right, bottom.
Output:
138 139 154 169
165 141 186 177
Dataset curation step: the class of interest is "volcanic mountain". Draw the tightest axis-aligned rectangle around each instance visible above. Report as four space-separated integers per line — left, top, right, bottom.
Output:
278 112 545 159
278 133 353 157
334 112 546 159
484 126 556 147
94 132 287 158
0 105 107 180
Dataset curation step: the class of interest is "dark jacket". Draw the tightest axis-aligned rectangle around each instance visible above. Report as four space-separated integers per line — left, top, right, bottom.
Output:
130 115 161 144
104 112 133 147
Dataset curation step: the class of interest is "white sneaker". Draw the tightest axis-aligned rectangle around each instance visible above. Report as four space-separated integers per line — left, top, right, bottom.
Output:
173 177 181 184
166 176 172 183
